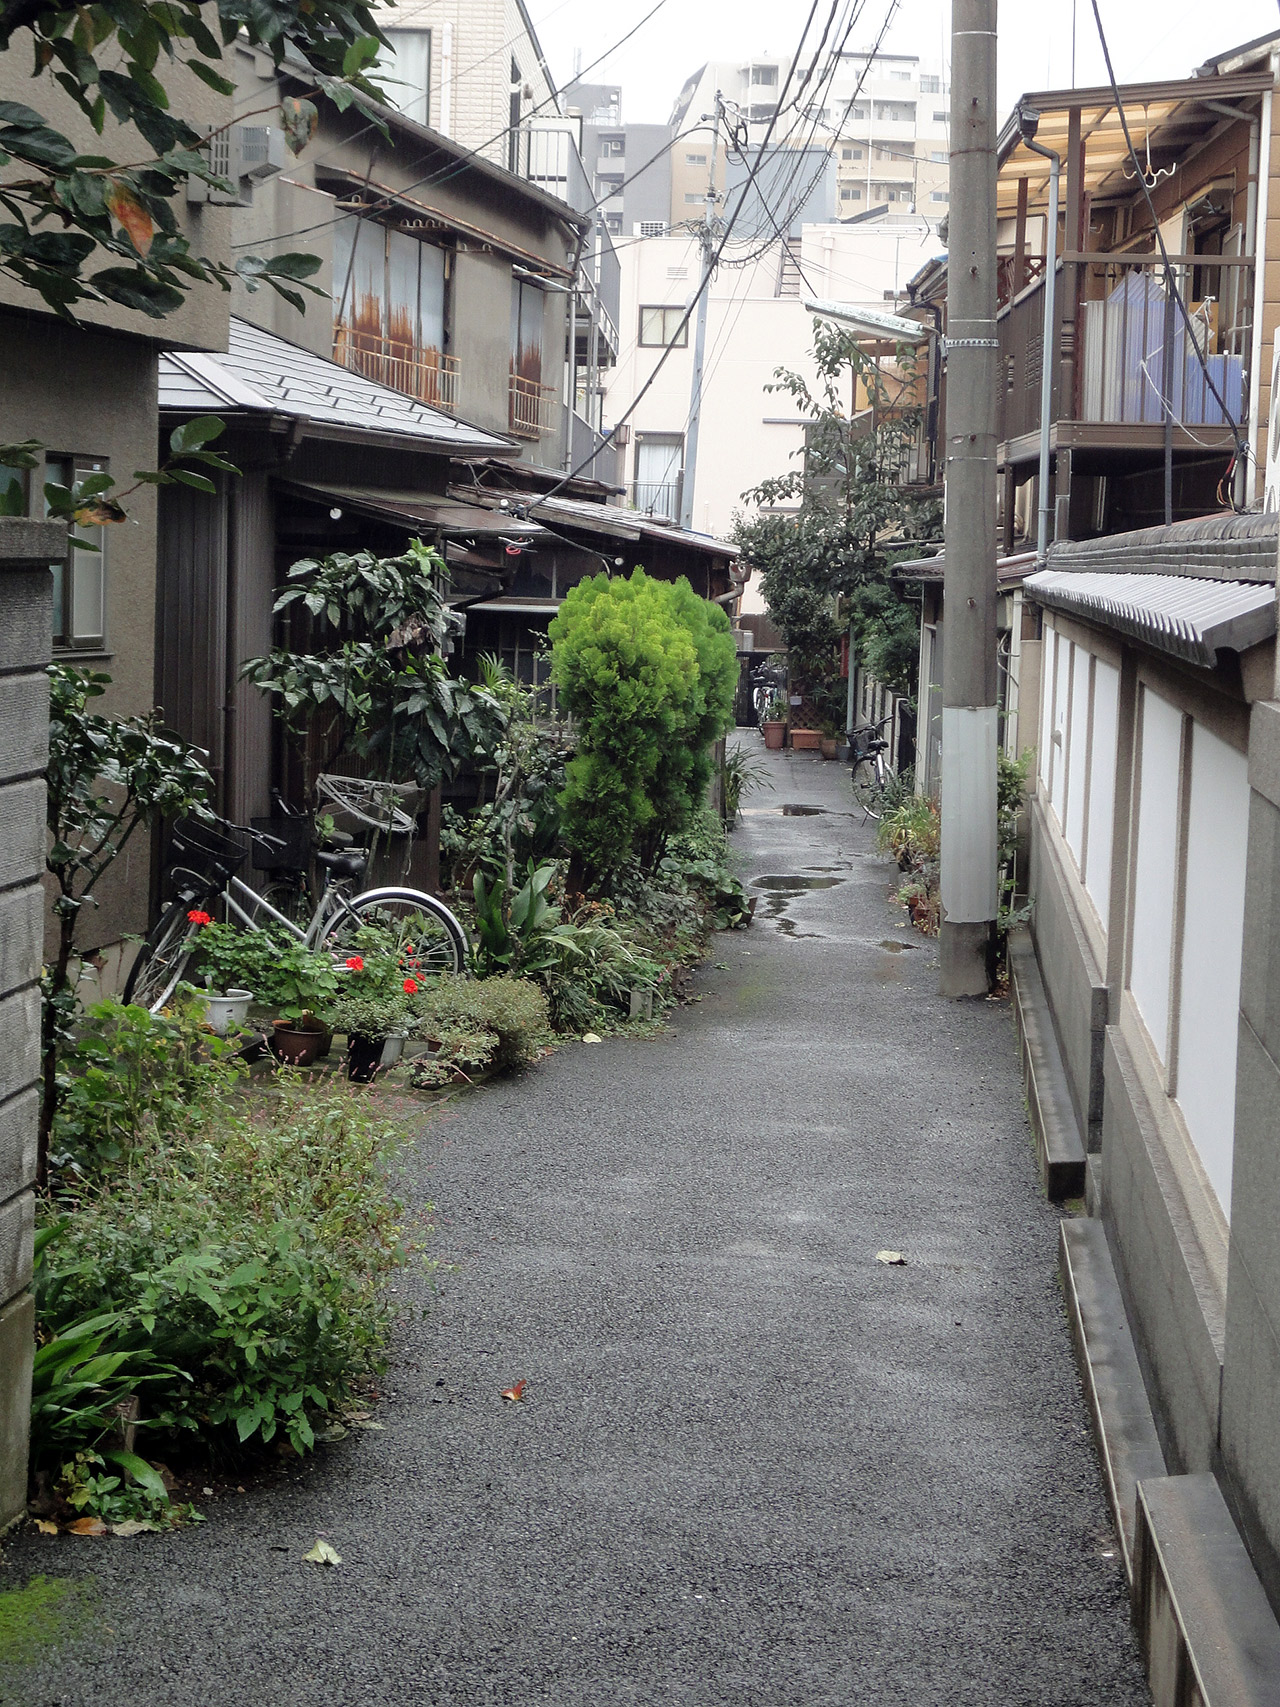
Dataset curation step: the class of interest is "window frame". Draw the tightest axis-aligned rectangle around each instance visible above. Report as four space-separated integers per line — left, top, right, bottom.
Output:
638 306 689 348
46 453 108 653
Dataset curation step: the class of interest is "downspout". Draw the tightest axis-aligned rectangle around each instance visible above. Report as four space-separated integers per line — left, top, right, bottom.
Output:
1204 91 1267 506
1021 118 1060 565
439 23 454 137
562 221 588 473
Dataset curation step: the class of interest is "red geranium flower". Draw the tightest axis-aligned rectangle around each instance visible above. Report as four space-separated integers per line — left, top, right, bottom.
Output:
187 909 212 926
403 977 419 994
345 955 364 972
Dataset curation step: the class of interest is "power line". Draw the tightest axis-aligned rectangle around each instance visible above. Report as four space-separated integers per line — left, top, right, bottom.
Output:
533 0 846 503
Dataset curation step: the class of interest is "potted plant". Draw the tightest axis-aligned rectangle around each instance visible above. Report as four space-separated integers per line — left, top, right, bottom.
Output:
819 722 839 761
185 916 263 1035
760 693 787 752
329 987 414 1082
256 937 339 1066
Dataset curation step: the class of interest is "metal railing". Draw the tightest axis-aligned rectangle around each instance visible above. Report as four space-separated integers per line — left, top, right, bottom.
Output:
627 478 681 520
334 325 460 411
509 373 558 438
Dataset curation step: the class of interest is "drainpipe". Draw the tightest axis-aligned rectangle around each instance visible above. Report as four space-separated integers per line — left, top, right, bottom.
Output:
1204 92 1267 506
439 23 454 137
1019 108 1060 565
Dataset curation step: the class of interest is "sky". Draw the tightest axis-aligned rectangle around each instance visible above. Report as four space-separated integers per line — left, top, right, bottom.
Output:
526 0 1280 125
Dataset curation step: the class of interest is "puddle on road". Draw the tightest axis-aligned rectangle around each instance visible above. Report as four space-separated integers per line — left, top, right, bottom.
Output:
782 803 826 816
750 872 844 939
878 938 919 953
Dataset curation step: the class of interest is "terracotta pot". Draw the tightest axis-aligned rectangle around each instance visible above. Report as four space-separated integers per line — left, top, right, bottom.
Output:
762 720 785 751
270 1018 328 1068
820 737 838 760
790 727 822 751
346 1033 386 1083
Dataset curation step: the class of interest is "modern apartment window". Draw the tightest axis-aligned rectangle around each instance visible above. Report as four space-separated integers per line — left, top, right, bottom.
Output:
749 104 777 122
921 75 941 93
839 186 863 202
850 103 868 119
933 109 948 123
639 305 688 347
596 173 623 197
634 434 683 519
684 191 705 204
599 135 625 156
47 455 106 650
841 145 863 160
382 29 431 125
930 190 949 203
604 211 623 235
686 152 708 166
874 101 915 122
930 149 948 162
890 69 911 81
750 64 779 86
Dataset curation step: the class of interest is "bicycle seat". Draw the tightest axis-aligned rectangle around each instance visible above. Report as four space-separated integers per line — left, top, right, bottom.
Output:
315 848 368 880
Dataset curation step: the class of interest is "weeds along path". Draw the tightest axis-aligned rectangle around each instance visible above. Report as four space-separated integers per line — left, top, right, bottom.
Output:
4 739 1148 1706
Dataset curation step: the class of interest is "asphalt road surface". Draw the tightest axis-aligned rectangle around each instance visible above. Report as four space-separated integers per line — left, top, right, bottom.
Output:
3 740 1149 1706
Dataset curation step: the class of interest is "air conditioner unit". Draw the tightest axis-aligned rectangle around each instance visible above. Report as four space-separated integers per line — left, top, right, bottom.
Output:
187 125 287 206
611 423 631 448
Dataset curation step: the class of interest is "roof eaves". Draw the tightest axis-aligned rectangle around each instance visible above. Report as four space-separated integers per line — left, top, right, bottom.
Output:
1024 569 1276 666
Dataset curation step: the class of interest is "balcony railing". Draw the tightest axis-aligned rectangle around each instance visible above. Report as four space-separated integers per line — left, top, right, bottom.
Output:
509 373 558 438
334 325 459 411
627 478 682 521
997 252 1252 443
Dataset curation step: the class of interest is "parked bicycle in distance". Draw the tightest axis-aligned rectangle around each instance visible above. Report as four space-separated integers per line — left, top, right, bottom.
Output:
123 801 468 1014
849 714 895 819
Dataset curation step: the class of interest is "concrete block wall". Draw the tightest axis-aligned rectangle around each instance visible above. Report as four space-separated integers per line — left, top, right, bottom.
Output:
0 517 57 1527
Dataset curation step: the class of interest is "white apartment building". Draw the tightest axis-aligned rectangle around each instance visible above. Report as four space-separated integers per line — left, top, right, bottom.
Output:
370 0 559 170
669 49 950 228
602 219 942 609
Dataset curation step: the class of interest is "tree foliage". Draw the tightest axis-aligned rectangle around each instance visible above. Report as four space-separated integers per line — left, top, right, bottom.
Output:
42 664 214 1173
733 319 941 711
0 0 389 320
548 568 738 882
241 541 509 795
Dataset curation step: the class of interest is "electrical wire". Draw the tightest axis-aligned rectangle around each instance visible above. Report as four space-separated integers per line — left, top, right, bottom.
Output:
232 0 672 253
1088 0 1250 495
531 0 846 505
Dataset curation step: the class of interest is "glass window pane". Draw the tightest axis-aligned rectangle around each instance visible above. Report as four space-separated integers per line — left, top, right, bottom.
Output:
70 531 104 642
383 30 431 124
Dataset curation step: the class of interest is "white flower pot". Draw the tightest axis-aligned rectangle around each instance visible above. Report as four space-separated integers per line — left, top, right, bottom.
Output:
380 1033 405 1066
202 989 254 1036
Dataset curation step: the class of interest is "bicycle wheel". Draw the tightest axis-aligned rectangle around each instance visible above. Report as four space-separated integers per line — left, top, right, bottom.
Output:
320 886 468 979
260 876 312 929
851 756 887 820
122 902 198 1012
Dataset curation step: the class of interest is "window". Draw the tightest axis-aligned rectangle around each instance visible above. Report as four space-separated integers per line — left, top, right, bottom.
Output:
933 109 948 123
684 191 705 204
930 149 948 162
921 74 941 93
930 190 949 203
47 456 106 650
604 211 623 235
839 186 863 202
850 103 868 120
595 173 623 197
874 101 915 122
685 152 708 166
382 29 431 125
634 434 683 519
749 104 777 122
890 69 911 81
841 145 863 161
750 64 779 86
638 220 668 237
599 135 625 156
639 306 688 347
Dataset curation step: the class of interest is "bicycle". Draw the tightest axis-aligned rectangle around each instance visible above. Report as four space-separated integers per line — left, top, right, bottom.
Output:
849 714 894 819
123 813 469 1014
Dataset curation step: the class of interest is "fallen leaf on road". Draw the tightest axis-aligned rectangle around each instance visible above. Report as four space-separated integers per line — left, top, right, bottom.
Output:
349 1419 385 1431
501 1380 527 1402
581 1032 601 1044
303 1539 342 1566
876 1250 907 1265
33 1519 58 1536
68 1517 107 1536
111 1519 157 1537
315 1422 348 1442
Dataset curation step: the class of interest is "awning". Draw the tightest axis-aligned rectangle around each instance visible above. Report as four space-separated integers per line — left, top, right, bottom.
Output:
801 298 931 344
456 597 562 616
451 485 739 557
279 481 546 542
1024 570 1276 667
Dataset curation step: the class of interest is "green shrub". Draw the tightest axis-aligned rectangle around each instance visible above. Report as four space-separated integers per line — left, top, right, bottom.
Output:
549 568 737 879
416 974 549 1069
39 1081 412 1459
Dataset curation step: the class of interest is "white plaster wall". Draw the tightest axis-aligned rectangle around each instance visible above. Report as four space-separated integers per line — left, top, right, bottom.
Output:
1176 723 1250 1216
1129 688 1184 1066
1050 636 1072 825
1064 642 1090 864
1083 656 1119 929
1038 618 1057 796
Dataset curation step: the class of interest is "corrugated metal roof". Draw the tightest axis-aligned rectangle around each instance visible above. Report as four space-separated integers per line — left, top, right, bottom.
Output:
452 485 739 557
1025 570 1276 667
279 482 545 539
159 318 516 455
894 549 1036 583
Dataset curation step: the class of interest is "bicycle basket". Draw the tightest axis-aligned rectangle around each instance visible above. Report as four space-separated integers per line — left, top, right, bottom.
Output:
166 817 245 895
250 815 311 872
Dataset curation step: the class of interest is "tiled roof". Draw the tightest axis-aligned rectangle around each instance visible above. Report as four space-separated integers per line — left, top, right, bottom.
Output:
159 318 516 455
1045 512 1280 583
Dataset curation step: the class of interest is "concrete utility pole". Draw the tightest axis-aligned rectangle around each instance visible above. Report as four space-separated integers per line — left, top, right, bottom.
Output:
679 93 722 532
939 0 999 997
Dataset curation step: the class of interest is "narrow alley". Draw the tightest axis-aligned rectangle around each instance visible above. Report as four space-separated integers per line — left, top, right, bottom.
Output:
10 743 1149 1706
